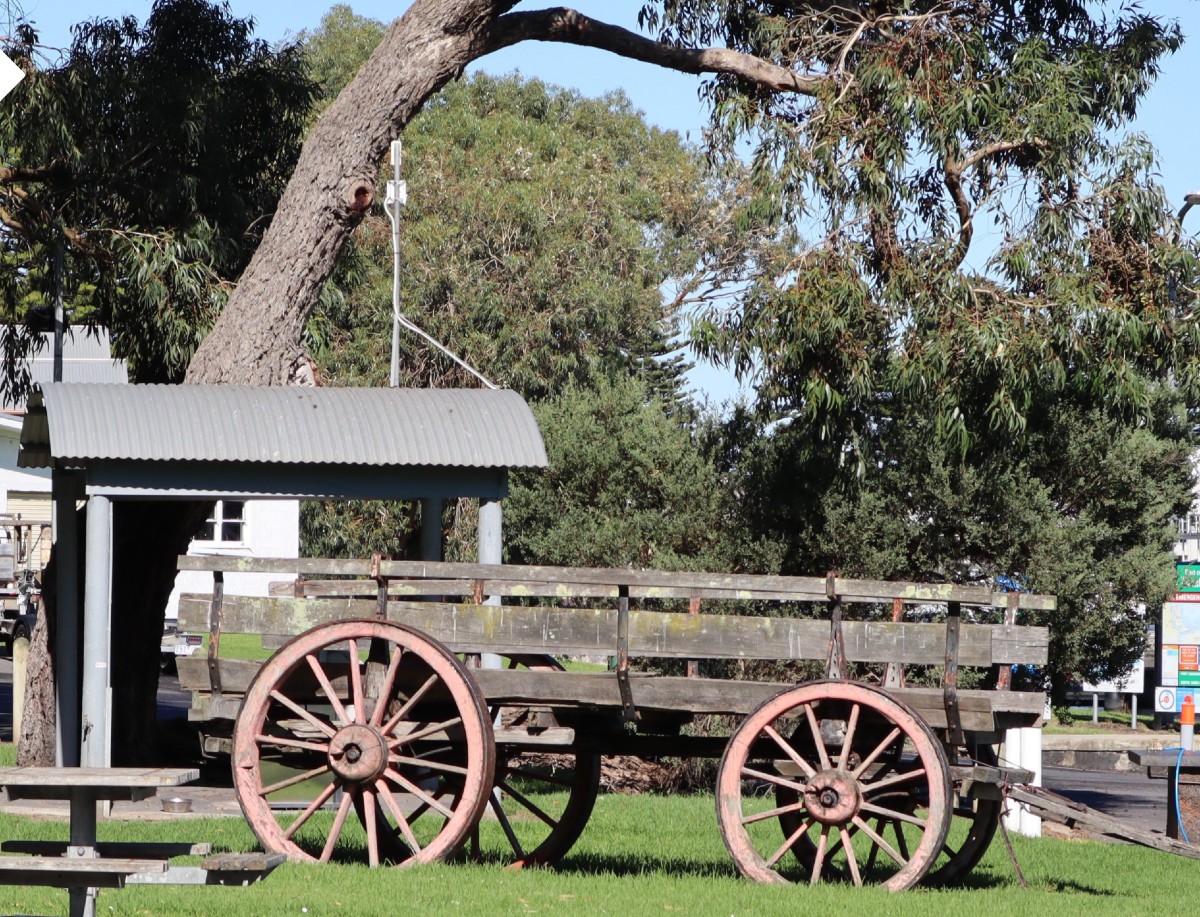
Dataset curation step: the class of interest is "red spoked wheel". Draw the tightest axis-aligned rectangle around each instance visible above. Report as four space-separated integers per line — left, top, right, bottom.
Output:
467 654 601 868
716 681 951 891
232 619 495 867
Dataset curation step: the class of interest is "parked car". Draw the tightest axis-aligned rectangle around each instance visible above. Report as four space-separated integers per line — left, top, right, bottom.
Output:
160 620 203 673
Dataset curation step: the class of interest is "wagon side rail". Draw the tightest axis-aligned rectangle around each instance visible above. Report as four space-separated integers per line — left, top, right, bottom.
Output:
175 555 1052 744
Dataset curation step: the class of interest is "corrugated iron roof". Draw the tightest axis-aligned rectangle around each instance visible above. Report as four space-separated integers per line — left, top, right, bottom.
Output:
19 384 547 470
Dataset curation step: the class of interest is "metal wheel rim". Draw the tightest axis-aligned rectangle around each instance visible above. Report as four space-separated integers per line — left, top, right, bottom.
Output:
716 680 952 891
232 619 495 867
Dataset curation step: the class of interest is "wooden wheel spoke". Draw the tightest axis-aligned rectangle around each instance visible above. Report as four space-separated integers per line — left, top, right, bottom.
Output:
347 638 365 722
255 732 328 754
809 826 830 885
377 780 422 855
500 765 575 789
268 690 337 738
851 815 907 868
840 826 862 886
305 652 350 724
362 785 380 867
383 767 457 819
741 799 808 827
390 753 469 776
369 646 406 728
862 767 925 795
864 817 885 873
496 779 556 829
282 780 339 841
319 789 356 863
765 816 814 868
851 726 902 779
803 704 832 771
837 704 861 771
489 791 526 860
261 763 332 796
893 818 912 861
382 673 441 734
740 764 807 795
860 801 926 829
389 716 464 747
762 724 817 779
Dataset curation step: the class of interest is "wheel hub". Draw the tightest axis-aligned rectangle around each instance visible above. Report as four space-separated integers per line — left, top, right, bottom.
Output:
803 770 861 826
328 723 389 783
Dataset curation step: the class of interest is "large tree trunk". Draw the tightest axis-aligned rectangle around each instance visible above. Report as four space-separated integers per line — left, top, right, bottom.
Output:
186 0 519 384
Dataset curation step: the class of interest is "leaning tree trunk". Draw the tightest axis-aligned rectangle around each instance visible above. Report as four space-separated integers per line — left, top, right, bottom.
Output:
17 0 518 765
186 0 517 384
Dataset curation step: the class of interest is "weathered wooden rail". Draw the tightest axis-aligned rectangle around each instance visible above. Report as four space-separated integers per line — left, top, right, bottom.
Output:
174 555 1053 891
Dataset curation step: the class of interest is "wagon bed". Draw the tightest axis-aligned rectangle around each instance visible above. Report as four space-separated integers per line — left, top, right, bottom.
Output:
175 555 1052 890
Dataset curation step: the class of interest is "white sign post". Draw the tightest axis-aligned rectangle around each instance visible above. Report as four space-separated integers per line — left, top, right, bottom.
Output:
0 51 24 102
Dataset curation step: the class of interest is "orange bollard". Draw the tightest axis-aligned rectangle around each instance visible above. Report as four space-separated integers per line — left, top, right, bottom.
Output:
1183 695 1195 751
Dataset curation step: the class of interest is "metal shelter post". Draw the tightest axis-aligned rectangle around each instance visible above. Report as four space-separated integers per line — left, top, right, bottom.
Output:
81 494 112 768
53 471 82 766
478 496 502 669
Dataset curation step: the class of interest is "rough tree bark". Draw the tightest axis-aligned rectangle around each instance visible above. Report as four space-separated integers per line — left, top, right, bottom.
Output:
19 0 823 765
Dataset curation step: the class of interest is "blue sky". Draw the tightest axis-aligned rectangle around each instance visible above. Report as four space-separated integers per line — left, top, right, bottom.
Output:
20 1 1200 402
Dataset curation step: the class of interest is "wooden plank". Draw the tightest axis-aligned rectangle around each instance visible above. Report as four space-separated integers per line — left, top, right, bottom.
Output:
178 555 1055 610
0 855 167 888
1009 784 1200 859
2 841 211 858
201 852 287 872
0 766 199 799
180 595 1047 666
180 655 1043 732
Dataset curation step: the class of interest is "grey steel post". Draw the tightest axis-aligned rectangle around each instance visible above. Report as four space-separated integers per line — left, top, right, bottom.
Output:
53 472 82 766
81 495 112 769
478 497 502 669
53 238 65 382
386 140 406 388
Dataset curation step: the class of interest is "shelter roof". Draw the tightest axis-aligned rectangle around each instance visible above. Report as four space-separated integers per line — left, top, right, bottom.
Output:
19 384 547 472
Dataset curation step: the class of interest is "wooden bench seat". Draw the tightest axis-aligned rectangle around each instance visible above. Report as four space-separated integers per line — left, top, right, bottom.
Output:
127 851 288 886
0 854 167 888
2 840 211 858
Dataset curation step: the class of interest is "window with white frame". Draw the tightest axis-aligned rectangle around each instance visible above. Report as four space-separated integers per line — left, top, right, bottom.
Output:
196 500 246 544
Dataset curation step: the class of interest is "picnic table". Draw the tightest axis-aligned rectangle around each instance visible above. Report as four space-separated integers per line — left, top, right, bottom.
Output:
1129 750 1200 841
0 766 198 917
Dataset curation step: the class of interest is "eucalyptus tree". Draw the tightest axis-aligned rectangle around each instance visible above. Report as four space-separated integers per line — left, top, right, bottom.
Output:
15 1 1194 762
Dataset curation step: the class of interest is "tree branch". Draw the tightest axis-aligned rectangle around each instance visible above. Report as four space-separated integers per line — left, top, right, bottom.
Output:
943 138 1046 270
483 7 825 96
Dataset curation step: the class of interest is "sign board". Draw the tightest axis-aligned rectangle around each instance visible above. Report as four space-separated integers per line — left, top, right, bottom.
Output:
1082 658 1145 695
1161 600 1200 689
1155 686 1196 714
1179 564 1200 593
0 52 22 102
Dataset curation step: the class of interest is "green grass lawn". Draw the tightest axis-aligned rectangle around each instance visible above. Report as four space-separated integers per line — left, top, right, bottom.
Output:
1043 707 1164 735
0 786 1195 915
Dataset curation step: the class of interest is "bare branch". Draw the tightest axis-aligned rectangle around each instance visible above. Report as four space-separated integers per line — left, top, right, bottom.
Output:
943 138 1046 270
483 7 825 96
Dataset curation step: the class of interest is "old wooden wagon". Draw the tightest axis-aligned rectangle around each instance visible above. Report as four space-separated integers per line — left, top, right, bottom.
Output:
176 554 1052 891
